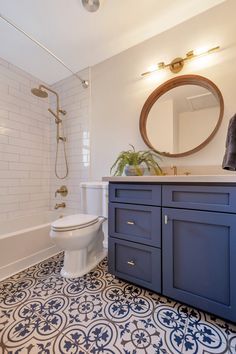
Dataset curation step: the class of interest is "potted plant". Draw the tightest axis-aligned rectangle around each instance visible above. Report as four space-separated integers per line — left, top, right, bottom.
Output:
110 145 162 176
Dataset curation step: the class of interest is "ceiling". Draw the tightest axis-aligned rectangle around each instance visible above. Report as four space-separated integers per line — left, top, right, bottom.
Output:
0 0 225 84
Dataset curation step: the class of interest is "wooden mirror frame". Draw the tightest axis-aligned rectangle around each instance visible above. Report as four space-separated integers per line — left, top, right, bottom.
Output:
139 74 224 157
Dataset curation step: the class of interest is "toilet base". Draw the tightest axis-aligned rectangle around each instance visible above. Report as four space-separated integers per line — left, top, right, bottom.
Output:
60 247 107 278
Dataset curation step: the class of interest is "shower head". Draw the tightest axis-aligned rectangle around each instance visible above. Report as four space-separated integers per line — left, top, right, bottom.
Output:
82 0 100 12
31 87 48 98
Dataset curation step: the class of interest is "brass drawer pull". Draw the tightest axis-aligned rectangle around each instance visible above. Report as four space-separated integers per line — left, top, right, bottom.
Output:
127 260 135 266
127 220 135 225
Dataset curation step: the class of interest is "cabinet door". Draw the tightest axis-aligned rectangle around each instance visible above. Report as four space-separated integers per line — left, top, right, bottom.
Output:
162 208 236 322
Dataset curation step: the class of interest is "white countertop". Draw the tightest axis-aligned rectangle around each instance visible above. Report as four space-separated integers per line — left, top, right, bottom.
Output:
102 175 236 183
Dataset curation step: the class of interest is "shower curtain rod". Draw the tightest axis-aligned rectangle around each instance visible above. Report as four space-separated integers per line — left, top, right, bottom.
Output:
0 13 89 88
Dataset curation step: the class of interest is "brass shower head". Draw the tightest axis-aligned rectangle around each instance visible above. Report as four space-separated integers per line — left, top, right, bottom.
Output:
31 87 48 98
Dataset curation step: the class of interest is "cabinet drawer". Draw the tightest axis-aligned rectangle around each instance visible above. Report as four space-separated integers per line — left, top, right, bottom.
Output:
108 238 161 292
109 183 161 206
163 185 236 213
109 203 161 247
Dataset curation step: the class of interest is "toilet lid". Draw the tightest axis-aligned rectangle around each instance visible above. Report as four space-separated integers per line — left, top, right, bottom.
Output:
51 214 99 231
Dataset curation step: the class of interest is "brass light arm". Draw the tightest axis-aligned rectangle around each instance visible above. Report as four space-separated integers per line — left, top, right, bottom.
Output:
141 46 220 76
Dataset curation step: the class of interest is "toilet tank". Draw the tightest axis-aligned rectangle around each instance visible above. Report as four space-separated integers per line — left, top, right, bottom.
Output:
80 182 108 217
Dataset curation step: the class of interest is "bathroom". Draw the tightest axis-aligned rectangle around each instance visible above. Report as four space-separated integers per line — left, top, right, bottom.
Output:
0 0 236 352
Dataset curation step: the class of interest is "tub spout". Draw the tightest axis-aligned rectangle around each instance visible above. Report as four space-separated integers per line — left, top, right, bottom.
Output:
54 202 66 209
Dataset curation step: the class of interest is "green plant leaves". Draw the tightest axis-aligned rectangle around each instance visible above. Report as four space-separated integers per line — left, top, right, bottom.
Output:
110 145 162 176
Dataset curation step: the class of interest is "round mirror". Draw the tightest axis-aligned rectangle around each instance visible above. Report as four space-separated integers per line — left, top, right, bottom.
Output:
139 75 224 157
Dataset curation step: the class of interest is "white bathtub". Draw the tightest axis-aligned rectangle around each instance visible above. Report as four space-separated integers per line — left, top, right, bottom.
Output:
0 211 65 281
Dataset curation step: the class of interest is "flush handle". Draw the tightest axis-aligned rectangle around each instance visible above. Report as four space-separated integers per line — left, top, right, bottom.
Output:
127 260 135 266
127 220 135 225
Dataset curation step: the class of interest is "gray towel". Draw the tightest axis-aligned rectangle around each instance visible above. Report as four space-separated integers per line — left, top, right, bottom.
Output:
222 113 236 170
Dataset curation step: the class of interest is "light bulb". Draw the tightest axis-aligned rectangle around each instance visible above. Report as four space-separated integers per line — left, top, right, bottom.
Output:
193 47 209 56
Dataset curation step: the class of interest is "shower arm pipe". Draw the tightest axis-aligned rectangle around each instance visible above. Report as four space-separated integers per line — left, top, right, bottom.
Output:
40 84 59 110
39 84 60 117
39 85 61 140
0 13 89 88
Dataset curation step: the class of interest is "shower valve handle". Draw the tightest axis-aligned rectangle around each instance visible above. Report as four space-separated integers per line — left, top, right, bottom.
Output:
58 136 66 142
55 185 68 197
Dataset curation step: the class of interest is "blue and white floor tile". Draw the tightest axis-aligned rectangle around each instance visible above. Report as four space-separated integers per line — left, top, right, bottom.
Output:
0 253 235 354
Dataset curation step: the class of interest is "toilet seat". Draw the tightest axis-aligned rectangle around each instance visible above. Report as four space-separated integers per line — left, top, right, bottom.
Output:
51 214 99 232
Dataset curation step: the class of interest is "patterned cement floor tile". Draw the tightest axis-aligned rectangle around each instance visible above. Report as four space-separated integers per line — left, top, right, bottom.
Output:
0 278 36 310
102 283 155 324
228 338 236 354
0 254 235 354
62 292 105 327
0 301 24 350
88 315 181 354
180 307 228 354
27 273 68 298
1 299 42 349
59 320 120 353
30 253 64 279
4 330 88 354
29 282 155 334
63 271 106 298
206 314 236 350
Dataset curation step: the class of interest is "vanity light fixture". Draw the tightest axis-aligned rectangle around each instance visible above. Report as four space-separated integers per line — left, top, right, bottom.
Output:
141 46 220 76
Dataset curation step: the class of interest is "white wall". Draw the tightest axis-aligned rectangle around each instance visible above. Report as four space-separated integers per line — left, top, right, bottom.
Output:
0 57 51 221
50 68 91 213
90 0 236 179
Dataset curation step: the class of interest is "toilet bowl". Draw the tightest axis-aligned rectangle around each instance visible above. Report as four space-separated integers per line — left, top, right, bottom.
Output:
50 214 106 278
50 181 108 278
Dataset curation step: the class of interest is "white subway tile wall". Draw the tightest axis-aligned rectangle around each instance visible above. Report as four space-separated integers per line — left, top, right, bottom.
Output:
50 68 91 213
0 58 51 221
0 58 90 220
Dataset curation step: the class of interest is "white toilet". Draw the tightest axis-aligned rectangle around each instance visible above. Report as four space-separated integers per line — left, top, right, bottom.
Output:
50 181 108 278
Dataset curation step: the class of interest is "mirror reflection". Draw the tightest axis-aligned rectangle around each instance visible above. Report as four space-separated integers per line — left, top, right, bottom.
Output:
147 85 220 155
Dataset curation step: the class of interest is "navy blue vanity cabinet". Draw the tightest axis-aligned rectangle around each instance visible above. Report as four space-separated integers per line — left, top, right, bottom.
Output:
108 182 236 322
162 185 236 322
108 183 162 292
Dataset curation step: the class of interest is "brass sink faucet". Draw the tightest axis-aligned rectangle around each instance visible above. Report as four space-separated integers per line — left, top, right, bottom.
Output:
171 165 177 176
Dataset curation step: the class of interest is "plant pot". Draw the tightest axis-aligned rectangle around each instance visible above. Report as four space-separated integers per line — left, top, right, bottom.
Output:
124 165 144 176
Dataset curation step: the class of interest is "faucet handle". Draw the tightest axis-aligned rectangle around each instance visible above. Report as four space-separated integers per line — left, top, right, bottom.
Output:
55 185 68 197
170 165 177 176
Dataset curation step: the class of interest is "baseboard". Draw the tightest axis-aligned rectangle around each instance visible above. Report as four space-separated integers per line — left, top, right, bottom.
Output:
0 246 61 282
